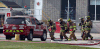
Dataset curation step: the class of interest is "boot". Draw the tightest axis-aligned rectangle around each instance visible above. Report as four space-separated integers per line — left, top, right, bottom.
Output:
75 39 77 41
51 40 54 42
66 38 68 41
85 38 88 40
91 37 93 40
68 39 71 41
60 35 63 41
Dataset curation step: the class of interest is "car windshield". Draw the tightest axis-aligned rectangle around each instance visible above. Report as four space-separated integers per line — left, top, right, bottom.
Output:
6 17 26 25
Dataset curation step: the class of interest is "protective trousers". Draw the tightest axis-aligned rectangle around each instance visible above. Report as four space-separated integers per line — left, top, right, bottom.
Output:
68 25 77 41
81 28 85 40
80 25 85 40
85 30 93 40
69 31 77 40
50 31 55 40
60 30 68 40
81 31 86 40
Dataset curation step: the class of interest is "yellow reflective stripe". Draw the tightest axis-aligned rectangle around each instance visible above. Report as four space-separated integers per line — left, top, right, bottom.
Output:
13 30 16 32
20 30 24 32
51 26 53 27
60 26 63 27
70 26 73 28
65 27 67 29
60 30 65 32
68 39 71 41
64 24 67 27
81 29 84 31
5 30 24 32
49 30 55 32
73 26 76 27
82 25 85 26
53 25 55 26
16 30 20 32
9 30 12 32
48 27 50 29
6 30 9 32
52 30 55 32
69 31 73 32
85 28 91 30
74 28 76 30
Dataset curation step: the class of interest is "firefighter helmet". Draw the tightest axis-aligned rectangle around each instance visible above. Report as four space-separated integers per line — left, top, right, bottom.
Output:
59 18 63 21
87 16 90 18
81 17 84 20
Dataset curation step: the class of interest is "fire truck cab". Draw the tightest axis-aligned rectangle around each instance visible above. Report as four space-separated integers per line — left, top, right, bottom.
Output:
3 15 47 41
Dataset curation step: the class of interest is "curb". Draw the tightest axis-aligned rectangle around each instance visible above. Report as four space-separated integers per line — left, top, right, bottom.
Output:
0 36 100 45
0 36 5 37
60 41 100 45
48 38 100 45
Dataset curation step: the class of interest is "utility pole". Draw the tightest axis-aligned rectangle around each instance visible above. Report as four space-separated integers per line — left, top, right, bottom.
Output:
95 0 96 21
67 0 69 20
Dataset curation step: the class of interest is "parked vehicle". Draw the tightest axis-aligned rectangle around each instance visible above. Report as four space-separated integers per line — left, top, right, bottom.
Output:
3 16 47 41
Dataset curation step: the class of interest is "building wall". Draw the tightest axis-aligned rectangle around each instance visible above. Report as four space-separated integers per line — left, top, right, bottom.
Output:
42 0 61 21
30 0 34 9
42 0 89 22
76 0 88 22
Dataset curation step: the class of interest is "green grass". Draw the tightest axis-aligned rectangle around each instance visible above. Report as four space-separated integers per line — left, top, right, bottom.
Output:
20 40 41 42
0 41 99 49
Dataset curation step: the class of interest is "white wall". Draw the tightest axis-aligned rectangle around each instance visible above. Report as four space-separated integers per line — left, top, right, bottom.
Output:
34 0 43 20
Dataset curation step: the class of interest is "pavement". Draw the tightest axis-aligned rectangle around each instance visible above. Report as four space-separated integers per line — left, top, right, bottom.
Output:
0 33 100 48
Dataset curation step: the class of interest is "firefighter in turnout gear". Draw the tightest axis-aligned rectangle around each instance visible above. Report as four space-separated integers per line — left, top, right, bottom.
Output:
1 18 3 27
79 17 86 40
48 19 56 41
84 16 93 40
59 18 68 40
68 19 77 41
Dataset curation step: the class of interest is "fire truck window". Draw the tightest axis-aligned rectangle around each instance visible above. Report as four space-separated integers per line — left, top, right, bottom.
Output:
6 17 26 25
35 19 40 24
26 18 30 22
22 21 25 24
31 18 35 24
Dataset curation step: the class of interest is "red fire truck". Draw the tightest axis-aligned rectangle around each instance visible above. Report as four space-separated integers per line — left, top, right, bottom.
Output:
3 15 47 41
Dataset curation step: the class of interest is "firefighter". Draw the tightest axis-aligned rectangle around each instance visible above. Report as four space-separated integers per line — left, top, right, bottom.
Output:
84 16 93 40
79 17 85 40
1 18 4 27
59 18 68 40
68 19 77 41
48 19 56 41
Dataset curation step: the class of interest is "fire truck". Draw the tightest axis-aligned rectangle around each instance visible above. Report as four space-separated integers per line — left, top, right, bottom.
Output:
0 8 28 33
3 15 47 41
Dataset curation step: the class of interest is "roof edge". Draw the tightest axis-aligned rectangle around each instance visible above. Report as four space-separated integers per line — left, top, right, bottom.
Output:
0 1 8 8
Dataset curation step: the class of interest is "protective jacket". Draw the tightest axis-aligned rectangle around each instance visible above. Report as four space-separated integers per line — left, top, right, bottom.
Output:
60 21 67 32
84 20 92 31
